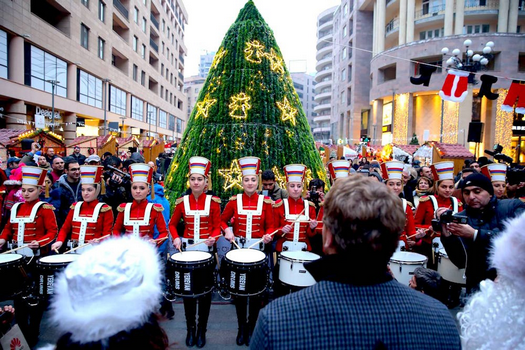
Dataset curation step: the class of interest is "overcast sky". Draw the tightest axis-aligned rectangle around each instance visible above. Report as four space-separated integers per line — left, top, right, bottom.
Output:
183 0 341 77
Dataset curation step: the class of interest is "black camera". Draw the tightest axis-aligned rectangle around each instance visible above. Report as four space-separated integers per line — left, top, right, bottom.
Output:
431 210 468 232
309 186 319 203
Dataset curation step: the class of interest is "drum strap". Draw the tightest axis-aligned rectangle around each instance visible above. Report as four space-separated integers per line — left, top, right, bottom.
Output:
237 194 264 240
124 203 153 238
283 199 310 242
401 198 408 214
72 202 104 245
183 195 212 241
11 202 45 244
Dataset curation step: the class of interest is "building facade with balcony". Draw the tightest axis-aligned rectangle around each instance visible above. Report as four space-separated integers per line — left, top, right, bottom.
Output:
0 0 188 145
184 75 205 125
359 0 525 162
198 51 215 78
313 6 337 143
291 72 318 134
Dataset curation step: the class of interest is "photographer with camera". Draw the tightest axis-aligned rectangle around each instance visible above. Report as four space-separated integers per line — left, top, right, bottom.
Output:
438 172 525 293
101 156 132 217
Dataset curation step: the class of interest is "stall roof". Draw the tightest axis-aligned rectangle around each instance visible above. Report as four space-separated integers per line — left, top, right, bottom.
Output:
394 144 419 155
0 129 63 146
0 129 26 147
69 134 114 148
431 142 475 159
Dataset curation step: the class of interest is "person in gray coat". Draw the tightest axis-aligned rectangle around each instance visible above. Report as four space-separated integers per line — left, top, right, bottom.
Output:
251 176 460 350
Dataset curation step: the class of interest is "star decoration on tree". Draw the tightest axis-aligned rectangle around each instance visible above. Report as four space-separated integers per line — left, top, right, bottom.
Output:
305 169 313 188
272 166 287 189
265 48 284 74
195 94 217 120
219 159 244 191
277 97 298 126
229 92 252 119
244 40 266 64
211 47 227 69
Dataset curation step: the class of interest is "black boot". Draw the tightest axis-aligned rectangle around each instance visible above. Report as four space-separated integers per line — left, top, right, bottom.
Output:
196 326 207 348
245 322 252 346
236 324 246 346
186 326 196 347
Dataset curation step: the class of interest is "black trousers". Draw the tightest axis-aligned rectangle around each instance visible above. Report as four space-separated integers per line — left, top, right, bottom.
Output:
234 295 265 331
183 293 212 329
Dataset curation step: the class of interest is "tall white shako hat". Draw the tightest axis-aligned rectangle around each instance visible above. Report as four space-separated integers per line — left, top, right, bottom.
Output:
129 163 153 184
430 161 455 182
380 161 404 181
284 164 307 183
328 160 350 179
238 157 261 177
80 165 104 184
481 163 507 183
21 166 47 186
188 156 211 177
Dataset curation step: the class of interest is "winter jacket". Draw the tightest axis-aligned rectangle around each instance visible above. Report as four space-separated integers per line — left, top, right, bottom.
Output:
147 183 170 253
55 174 82 227
441 196 525 292
70 152 86 165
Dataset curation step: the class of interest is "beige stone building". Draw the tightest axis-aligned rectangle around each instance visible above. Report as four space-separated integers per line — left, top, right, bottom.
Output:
359 0 525 161
0 0 188 145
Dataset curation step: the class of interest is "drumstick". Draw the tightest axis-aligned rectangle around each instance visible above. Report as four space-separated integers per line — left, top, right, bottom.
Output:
153 236 168 243
215 252 221 269
232 240 241 249
186 240 208 249
54 249 59 254
1 237 50 254
63 234 112 254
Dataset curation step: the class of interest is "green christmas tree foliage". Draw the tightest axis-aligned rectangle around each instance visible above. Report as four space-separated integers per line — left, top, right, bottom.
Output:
165 0 328 207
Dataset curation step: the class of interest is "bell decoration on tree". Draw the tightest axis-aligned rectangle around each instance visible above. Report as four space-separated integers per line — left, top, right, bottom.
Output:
164 0 328 206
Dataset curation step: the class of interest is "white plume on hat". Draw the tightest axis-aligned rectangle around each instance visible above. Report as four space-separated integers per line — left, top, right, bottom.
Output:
458 212 525 350
49 236 163 344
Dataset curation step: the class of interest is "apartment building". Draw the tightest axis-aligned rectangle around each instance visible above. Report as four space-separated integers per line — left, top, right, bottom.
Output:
359 0 525 160
291 72 318 134
0 0 188 144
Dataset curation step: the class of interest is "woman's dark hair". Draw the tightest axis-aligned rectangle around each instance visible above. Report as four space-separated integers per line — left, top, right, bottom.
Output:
55 314 169 350
308 178 325 191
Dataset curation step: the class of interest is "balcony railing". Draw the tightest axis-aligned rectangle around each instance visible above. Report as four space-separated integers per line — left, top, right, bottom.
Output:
385 17 399 35
178 71 184 81
179 54 184 64
465 0 499 10
113 0 128 19
414 4 446 20
150 13 159 30
150 38 159 52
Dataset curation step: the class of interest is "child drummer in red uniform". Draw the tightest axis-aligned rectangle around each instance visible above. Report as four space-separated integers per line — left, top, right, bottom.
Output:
168 156 221 348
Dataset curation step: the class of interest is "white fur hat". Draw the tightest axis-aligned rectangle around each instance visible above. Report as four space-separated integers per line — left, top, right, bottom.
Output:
49 236 162 344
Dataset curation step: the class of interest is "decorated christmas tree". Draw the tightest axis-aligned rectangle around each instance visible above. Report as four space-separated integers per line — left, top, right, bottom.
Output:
165 0 328 206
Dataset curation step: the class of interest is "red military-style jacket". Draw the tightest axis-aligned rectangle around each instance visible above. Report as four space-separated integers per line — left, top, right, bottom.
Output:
400 199 416 244
414 195 463 243
273 197 317 252
57 200 114 243
113 200 168 242
0 200 57 247
169 194 222 240
221 193 274 238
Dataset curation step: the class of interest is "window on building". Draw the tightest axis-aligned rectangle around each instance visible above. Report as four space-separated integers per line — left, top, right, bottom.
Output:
109 85 126 116
343 3 348 15
134 7 139 23
162 41 165 54
162 19 165 32
160 85 164 98
98 1 105 22
147 104 157 126
80 24 89 49
141 44 146 59
161 63 164 77
141 70 146 86
341 68 346 81
343 25 347 37
98 37 105 60
342 47 347 60
159 109 167 128
167 27 170 38
81 0 89 8
379 64 396 83
133 64 138 81
143 0 147 5
142 17 147 33
26 45 67 97
133 36 138 52
78 70 102 108
0 29 7 79
176 118 182 133
131 96 144 121
464 24 490 34
419 28 444 40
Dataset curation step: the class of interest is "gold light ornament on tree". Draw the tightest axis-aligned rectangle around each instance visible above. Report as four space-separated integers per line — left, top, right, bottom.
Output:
229 92 252 119
265 48 285 74
271 165 287 189
244 40 266 64
211 47 227 69
219 159 244 191
195 94 217 120
277 97 298 126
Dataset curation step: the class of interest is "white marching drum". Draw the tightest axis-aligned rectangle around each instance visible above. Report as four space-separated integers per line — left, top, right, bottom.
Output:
278 251 320 287
7 242 34 257
220 249 268 296
395 240 406 253
437 248 466 285
282 241 307 252
36 254 79 296
389 251 427 286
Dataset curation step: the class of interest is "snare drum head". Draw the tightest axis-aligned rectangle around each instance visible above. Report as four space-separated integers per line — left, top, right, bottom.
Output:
226 249 265 263
281 251 320 262
39 255 79 264
438 248 448 258
171 251 211 262
0 254 23 263
390 251 427 263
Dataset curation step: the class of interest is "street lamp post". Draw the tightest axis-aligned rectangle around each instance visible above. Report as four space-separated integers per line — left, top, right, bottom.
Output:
148 110 152 139
103 79 111 136
46 80 60 132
